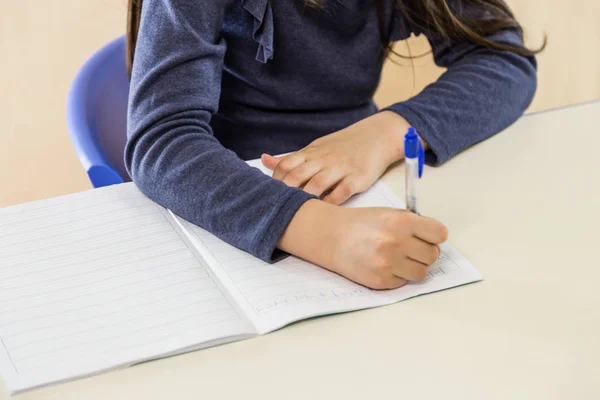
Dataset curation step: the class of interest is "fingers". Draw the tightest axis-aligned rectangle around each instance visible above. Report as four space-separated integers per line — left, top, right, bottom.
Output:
260 154 281 171
411 215 448 245
281 160 323 188
303 168 345 198
405 237 440 266
322 176 359 205
263 152 365 203
392 258 429 281
271 153 307 181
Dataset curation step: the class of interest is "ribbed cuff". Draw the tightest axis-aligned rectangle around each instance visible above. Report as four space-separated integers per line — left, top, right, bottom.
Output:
253 187 316 263
383 102 451 166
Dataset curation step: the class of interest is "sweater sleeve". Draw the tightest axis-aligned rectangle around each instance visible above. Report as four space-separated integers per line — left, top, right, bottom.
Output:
384 3 538 166
126 0 314 262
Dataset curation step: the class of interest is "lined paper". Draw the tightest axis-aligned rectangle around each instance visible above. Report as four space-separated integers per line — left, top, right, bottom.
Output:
0 183 252 393
0 161 482 392
176 161 482 333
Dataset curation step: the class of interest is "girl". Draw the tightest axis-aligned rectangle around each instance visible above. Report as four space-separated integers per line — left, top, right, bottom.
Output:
126 0 541 289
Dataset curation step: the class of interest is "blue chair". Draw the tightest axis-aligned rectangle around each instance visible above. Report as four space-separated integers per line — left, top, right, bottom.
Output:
67 36 131 188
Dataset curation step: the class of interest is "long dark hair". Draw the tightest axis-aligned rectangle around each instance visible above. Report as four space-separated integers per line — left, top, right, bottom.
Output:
126 0 544 75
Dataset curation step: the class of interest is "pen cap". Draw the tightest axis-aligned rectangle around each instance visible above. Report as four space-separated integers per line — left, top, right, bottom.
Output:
404 127 419 158
404 127 424 178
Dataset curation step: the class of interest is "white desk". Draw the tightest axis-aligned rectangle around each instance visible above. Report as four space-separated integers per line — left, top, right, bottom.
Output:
2 102 599 399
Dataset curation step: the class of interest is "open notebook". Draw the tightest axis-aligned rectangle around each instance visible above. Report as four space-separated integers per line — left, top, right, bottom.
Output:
0 159 482 394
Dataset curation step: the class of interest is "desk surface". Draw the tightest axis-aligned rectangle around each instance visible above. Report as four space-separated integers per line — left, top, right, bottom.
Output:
2 102 600 399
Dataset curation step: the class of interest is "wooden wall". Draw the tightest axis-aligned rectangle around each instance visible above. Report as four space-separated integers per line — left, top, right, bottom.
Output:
375 0 600 112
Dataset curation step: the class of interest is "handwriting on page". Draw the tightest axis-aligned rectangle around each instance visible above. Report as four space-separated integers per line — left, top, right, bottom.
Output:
191 231 463 314
188 231 367 315
0 184 243 384
186 183 464 315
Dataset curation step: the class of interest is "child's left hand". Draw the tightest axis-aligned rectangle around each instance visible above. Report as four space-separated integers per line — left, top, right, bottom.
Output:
261 111 412 205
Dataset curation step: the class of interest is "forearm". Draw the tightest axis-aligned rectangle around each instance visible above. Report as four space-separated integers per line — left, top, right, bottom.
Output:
126 116 315 261
277 199 341 269
385 30 536 166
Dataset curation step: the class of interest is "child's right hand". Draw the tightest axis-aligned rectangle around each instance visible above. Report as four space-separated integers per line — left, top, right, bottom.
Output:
329 207 448 289
278 200 448 290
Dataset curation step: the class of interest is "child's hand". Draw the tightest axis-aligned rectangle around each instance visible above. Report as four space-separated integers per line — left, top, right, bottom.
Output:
330 207 447 289
278 201 448 290
261 111 411 205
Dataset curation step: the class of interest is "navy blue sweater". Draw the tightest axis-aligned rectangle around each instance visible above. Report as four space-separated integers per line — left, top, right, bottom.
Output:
126 0 537 261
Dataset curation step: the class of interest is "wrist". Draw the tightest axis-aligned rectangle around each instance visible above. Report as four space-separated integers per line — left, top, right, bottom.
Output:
377 111 430 166
277 199 343 272
377 111 411 167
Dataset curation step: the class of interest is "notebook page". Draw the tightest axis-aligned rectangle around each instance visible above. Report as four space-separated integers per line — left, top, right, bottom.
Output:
0 183 253 394
175 159 482 334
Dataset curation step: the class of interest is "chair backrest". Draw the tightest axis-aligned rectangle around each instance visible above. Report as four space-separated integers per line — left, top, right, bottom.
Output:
67 36 131 188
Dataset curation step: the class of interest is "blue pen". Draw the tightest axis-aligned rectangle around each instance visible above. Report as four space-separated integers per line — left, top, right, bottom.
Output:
404 127 424 214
